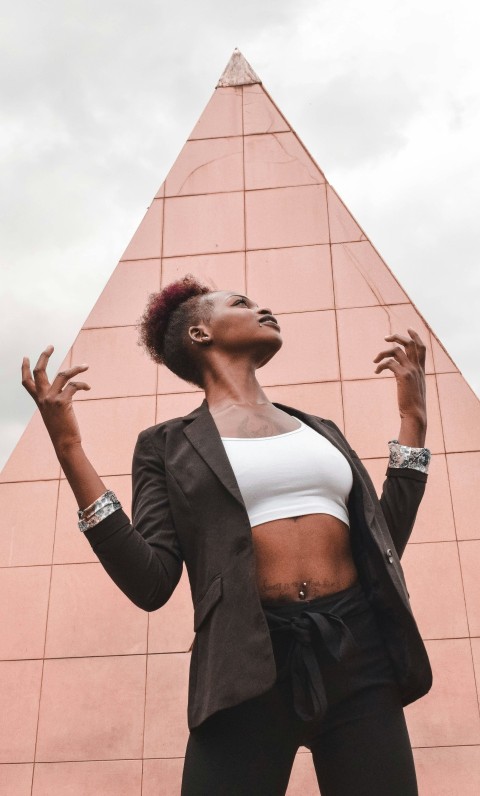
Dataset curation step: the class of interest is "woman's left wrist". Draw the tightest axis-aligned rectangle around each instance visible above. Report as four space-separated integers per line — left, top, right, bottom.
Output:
397 413 427 447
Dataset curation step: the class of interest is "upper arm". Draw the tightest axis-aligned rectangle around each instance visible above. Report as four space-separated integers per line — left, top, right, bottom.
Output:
131 429 184 580
379 468 427 559
84 429 183 611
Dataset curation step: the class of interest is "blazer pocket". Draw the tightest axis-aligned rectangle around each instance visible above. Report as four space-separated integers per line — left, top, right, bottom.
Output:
193 574 223 632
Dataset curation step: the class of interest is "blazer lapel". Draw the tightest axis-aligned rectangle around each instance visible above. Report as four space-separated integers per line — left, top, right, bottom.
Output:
182 399 246 507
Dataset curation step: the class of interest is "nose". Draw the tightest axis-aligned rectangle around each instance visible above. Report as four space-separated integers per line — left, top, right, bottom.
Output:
259 307 273 317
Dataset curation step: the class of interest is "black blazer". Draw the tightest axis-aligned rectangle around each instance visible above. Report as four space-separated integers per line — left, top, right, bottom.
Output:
85 398 433 729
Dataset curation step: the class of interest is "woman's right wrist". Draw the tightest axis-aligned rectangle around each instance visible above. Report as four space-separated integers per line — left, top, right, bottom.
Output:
54 438 84 466
78 490 122 532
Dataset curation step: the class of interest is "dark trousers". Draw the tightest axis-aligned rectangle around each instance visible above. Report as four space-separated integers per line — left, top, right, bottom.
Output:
181 582 419 796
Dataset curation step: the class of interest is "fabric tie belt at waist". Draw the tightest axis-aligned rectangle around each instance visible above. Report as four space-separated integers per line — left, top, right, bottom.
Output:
264 606 361 723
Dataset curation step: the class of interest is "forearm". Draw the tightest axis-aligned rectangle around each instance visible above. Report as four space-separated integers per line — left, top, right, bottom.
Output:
57 442 108 510
397 414 426 448
84 509 183 611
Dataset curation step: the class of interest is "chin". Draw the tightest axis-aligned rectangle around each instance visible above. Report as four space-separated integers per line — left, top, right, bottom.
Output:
256 337 283 368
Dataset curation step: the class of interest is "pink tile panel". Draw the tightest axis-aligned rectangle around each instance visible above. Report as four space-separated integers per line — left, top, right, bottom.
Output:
364 454 456 544
331 241 408 308
188 87 243 140
143 652 190 758
83 259 161 329
45 562 148 658
405 638 480 747
163 192 244 257
0 660 42 762
413 745 480 796
148 568 194 653
161 252 245 294
71 326 157 400
0 410 61 483
458 541 480 636
437 373 480 452
155 180 165 199
156 364 200 395
120 199 163 262
247 245 334 313
243 84 290 135
71 396 156 477
264 381 344 431
401 541 468 639
0 480 58 566
142 758 184 796
0 764 33 795
165 137 243 196
430 332 458 373
244 132 324 190
156 391 204 422
32 760 142 796
0 566 50 659
246 185 329 250
447 452 480 540
473 638 480 703
53 474 131 564
343 375 444 458
36 656 146 761
258 311 339 387
337 305 434 381
327 184 366 244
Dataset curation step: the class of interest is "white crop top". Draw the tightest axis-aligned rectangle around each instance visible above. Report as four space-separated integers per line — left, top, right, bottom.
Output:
220 419 353 528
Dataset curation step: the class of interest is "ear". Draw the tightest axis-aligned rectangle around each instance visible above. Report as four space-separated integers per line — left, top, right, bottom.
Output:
188 325 211 345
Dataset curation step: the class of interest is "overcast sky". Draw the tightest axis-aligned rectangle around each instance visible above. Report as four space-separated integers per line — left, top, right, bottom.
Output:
1 0 479 470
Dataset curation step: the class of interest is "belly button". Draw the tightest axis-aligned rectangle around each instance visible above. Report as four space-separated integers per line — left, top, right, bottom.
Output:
298 582 307 599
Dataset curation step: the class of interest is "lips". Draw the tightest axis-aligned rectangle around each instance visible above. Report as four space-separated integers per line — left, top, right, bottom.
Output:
259 314 280 328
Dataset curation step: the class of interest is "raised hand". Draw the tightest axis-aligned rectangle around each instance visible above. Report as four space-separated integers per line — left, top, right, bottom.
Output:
373 329 427 427
21 345 91 457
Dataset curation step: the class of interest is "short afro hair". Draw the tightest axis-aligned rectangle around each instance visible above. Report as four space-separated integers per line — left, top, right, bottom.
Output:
138 274 215 388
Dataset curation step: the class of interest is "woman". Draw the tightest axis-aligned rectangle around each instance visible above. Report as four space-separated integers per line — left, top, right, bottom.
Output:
22 274 432 796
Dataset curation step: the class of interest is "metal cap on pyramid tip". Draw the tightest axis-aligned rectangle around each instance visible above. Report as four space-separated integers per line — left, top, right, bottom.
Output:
216 48 261 88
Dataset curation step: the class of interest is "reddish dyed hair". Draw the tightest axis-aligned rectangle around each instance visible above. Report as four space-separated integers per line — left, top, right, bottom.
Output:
138 274 214 388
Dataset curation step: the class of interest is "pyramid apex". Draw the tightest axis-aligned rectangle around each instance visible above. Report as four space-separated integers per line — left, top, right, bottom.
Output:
216 49 261 88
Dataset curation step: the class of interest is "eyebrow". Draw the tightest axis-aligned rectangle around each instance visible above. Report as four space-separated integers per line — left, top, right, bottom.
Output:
228 293 258 306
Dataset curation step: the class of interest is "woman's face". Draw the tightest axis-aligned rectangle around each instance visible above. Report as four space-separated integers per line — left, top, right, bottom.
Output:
191 290 283 368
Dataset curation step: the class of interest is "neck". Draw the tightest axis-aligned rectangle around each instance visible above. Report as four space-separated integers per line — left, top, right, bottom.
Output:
202 355 270 413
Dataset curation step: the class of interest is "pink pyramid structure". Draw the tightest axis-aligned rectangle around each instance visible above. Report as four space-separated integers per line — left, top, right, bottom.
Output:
1 50 480 795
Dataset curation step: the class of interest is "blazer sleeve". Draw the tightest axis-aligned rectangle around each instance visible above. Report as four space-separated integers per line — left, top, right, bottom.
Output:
378 467 427 560
322 419 428 560
83 429 184 611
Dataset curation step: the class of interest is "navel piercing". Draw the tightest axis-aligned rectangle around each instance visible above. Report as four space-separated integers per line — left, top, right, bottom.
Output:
298 582 308 600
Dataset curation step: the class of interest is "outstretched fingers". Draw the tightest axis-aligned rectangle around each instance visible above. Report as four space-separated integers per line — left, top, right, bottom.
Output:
21 357 38 399
383 329 426 371
22 345 55 402
60 380 91 400
32 345 55 392
50 364 90 395
406 327 427 370
373 344 409 374
21 347 91 406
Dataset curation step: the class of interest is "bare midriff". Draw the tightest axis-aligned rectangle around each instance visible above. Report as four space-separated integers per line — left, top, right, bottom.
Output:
211 404 360 604
253 512 359 604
